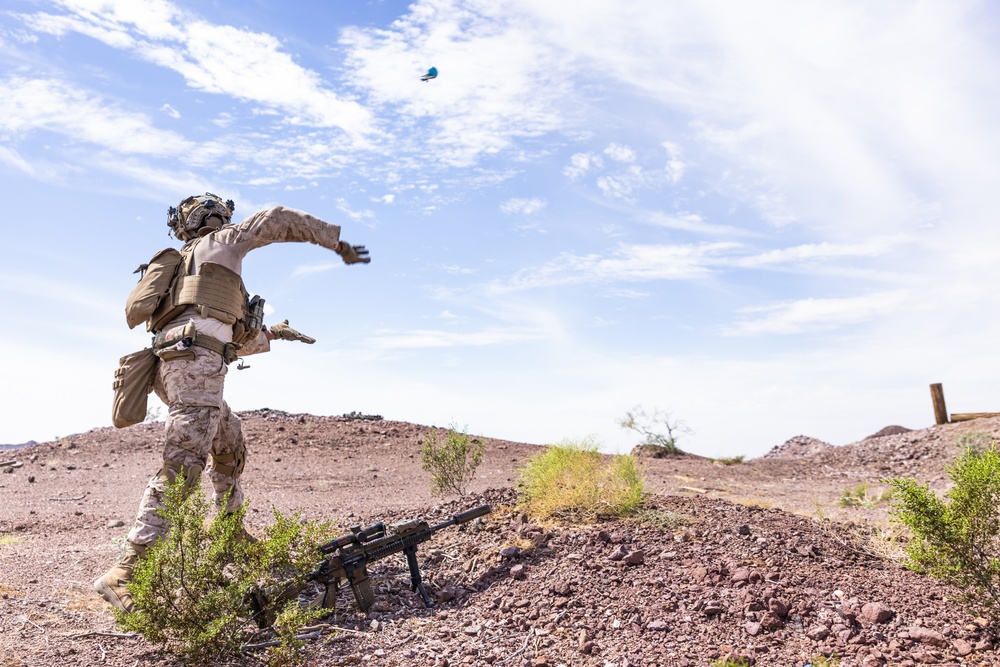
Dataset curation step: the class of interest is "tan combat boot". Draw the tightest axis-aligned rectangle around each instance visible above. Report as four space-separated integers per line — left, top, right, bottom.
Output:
93 542 146 613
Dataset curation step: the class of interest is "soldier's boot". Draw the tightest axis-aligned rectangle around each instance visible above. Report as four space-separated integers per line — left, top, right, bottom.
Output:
93 542 146 613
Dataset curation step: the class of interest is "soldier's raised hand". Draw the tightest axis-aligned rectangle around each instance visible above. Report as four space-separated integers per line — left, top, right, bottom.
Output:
336 241 370 265
268 320 316 344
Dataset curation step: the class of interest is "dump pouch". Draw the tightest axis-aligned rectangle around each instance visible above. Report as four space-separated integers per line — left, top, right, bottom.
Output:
112 348 159 428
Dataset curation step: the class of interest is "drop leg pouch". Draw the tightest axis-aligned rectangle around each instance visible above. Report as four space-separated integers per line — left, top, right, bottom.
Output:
112 348 159 428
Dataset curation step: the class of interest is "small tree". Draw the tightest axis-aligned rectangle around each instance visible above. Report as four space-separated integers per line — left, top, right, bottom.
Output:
420 425 486 497
888 444 1000 622
116 478 332 665
618 405 689 454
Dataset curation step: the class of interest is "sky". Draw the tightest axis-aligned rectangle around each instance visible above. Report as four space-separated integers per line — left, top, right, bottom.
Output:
1 0 999 457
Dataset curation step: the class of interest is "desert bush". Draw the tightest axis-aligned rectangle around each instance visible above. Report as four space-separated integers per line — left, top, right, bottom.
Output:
709 658 751 667
116 478 332 665
837 482 891 508
809 655 841 667
617 405 688 454
888 445 1000 621
0 534 22 547
420 425 486 497
517 438 645 520
628 508 692 531
954 431 994 455
712 455 745 466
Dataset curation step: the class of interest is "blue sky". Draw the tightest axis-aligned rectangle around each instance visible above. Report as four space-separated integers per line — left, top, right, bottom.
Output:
2 0 999 456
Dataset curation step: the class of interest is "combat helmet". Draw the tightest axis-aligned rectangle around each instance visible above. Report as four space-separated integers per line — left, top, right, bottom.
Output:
168 192 235 240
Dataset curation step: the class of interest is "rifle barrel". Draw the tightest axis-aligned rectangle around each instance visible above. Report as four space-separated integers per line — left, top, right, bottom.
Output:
429 504 492 532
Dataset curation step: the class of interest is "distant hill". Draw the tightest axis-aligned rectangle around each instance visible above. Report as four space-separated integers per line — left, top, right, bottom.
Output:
0 440 35 451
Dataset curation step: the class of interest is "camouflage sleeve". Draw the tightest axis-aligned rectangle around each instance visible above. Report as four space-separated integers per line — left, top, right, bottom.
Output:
238 330 271 356
211 205 342 261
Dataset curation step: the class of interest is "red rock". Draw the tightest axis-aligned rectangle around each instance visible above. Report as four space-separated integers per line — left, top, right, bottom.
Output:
862 601 894 624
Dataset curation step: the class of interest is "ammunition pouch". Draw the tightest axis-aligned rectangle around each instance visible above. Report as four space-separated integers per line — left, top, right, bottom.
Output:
158 459 204 496
112 348 159 428
210 442 246 478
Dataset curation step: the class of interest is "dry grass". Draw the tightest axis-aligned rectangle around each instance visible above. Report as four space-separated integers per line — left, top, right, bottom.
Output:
733 497 775 510
0 535 23 547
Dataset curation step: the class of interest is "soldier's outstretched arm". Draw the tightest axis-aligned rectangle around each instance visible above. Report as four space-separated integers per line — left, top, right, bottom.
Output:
210 205 372 265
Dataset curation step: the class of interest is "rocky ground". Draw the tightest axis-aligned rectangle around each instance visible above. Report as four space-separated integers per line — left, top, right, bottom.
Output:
2 410 1000 667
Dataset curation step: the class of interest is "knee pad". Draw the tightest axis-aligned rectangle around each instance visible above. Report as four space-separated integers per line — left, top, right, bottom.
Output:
210 441 246 478
158 459 204 496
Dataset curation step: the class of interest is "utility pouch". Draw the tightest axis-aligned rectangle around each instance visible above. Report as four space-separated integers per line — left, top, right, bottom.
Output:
157 348 196 362
112 348 159 428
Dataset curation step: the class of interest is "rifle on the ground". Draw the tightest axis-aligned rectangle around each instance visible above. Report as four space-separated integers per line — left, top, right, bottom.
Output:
249 504 491 627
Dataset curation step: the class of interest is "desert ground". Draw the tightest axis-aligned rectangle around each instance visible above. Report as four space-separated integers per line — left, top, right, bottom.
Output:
2 409 1000 667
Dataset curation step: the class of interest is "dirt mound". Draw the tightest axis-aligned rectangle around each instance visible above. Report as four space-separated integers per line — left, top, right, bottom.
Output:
4 411 1000 666
864 425 914 440
759 435 833 459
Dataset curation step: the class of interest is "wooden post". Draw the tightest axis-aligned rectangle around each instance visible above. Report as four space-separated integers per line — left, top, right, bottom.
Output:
930 383 948 425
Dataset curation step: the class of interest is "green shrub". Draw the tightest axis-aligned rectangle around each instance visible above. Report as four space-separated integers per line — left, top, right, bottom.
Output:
712 455 745 466
517 438 646 520
115 478 332 665
954 431 994 455
888 445 1000 620
709 658 751 667
837 482 890 508
420 425 486 497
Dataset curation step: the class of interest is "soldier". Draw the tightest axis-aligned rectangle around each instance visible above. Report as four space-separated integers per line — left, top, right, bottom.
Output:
94 193 370 613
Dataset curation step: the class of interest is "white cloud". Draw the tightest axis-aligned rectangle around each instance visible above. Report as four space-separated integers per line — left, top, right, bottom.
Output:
21 0 375 140
335 198 376 225
604 143 635 163
564 152 601 180
646 211 756 237
339 0 579 166
292 262 339 278
596 165 646 202
726 291 909 336
0 76 192 156
161 103 180 119
500 197 546 215
662 141 685 183
366 327 544 350
734 236 908 269
493 242 739 291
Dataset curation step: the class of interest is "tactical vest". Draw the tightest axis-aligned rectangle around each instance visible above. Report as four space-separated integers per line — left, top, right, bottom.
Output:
125 236 259 346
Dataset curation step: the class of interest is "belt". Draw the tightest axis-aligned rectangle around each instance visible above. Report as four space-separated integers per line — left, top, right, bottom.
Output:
192 334 238 364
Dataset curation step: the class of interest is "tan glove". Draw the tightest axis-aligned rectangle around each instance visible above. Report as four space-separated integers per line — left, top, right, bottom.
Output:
268 320 316 344
336 240 371 265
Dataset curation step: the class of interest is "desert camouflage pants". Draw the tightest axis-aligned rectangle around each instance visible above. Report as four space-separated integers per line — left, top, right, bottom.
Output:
126 346 247 547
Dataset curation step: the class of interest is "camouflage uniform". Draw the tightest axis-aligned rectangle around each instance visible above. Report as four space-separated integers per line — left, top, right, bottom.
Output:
125 205 344 548
96 201 367 614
